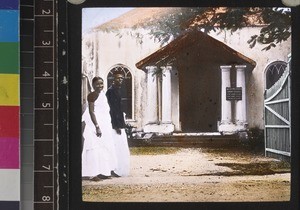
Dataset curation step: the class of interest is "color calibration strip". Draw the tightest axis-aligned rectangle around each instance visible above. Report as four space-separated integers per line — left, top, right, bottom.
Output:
0 0 20 210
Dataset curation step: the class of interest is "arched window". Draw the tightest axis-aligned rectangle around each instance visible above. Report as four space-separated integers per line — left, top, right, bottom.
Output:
107 65 133 120
265 61 287 89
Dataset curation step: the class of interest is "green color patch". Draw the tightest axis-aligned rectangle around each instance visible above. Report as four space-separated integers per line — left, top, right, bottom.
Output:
0 42 19 74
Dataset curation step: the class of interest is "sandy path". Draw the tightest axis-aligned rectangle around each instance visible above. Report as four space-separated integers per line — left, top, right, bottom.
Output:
82 148 290 202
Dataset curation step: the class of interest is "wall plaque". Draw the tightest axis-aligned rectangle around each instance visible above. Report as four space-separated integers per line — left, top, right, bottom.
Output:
226 87 242 100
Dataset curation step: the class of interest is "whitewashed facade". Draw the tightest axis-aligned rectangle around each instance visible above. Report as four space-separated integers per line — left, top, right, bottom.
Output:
82 20 291 135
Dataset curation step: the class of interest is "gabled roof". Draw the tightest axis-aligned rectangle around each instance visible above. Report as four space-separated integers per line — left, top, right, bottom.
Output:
136 30 256 70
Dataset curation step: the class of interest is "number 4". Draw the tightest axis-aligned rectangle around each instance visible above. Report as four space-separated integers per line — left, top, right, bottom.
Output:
43 71 51 77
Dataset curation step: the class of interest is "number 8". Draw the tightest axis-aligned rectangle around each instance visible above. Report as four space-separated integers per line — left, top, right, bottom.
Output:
42 196 51 202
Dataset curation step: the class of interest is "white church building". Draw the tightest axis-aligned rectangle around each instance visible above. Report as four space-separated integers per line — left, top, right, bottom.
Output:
82 8 291 135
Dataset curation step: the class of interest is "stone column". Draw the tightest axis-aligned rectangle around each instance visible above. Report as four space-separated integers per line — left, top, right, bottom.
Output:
145 66 158 124
220 65 232 123
218 65 234 133
235 65 247 125
92 33 97 76
161 66 172 123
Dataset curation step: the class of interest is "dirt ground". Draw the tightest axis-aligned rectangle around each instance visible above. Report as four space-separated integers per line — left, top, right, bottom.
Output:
82 147 291 202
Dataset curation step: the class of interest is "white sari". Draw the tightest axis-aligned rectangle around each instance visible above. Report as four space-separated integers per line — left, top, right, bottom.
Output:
81 91 118 177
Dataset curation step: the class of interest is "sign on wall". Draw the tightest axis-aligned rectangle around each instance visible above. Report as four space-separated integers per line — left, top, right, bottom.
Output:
226 87 242 101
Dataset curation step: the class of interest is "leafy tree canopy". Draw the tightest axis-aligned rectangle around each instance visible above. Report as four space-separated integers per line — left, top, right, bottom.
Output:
145 7 291 51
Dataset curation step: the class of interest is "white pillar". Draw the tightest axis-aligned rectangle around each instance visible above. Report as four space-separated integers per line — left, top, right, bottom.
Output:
161 66 172 123
220 65 232 124
92 33 97 75
235 65 247 124
146 66 158 124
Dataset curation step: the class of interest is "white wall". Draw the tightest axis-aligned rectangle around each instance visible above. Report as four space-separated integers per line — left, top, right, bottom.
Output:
82 29 163 129
209 27 291 129
82 26 291 131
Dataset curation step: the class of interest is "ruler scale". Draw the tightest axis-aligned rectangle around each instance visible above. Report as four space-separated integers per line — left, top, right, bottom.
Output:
33 0 57 210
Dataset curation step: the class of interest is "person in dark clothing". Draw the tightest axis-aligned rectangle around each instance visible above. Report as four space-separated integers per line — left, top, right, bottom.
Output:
106 72 126 133
106 71 130 177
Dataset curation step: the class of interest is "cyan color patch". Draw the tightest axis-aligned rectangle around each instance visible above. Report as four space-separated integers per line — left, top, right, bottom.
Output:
0 10 19 42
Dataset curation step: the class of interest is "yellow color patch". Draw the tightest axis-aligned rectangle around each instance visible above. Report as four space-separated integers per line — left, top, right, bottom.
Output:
0 74 19 106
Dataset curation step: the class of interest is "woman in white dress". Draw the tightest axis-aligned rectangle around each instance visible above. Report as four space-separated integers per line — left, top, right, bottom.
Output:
82 76 118 180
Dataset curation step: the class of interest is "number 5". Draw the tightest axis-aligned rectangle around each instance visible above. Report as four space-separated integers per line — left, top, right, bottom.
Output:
42 103 51 108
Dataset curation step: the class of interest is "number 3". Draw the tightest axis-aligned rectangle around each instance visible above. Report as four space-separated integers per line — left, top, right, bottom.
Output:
42 40 51 46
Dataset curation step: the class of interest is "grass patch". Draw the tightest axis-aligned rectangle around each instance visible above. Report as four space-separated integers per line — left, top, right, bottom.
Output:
130 147 180 155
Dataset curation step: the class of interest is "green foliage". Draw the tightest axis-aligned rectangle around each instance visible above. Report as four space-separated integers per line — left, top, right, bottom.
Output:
147 7 291 51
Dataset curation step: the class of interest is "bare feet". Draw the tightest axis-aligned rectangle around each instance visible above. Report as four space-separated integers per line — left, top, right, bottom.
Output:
90 176 101 181
111 171 121 177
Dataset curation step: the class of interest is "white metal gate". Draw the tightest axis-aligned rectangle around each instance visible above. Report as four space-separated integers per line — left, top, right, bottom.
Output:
264 58 291 160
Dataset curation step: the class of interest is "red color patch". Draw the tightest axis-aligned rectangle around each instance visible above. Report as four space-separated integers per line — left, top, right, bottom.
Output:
0 106 19 138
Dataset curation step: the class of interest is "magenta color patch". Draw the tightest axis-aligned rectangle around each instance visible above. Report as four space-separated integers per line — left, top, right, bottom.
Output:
0 138 19 169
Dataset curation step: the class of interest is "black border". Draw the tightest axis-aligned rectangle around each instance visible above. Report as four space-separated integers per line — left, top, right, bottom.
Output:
61 1 300 210
58 1 69 210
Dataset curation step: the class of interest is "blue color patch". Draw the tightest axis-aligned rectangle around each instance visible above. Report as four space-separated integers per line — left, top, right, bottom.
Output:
0 10 19 42
0 0 19 10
